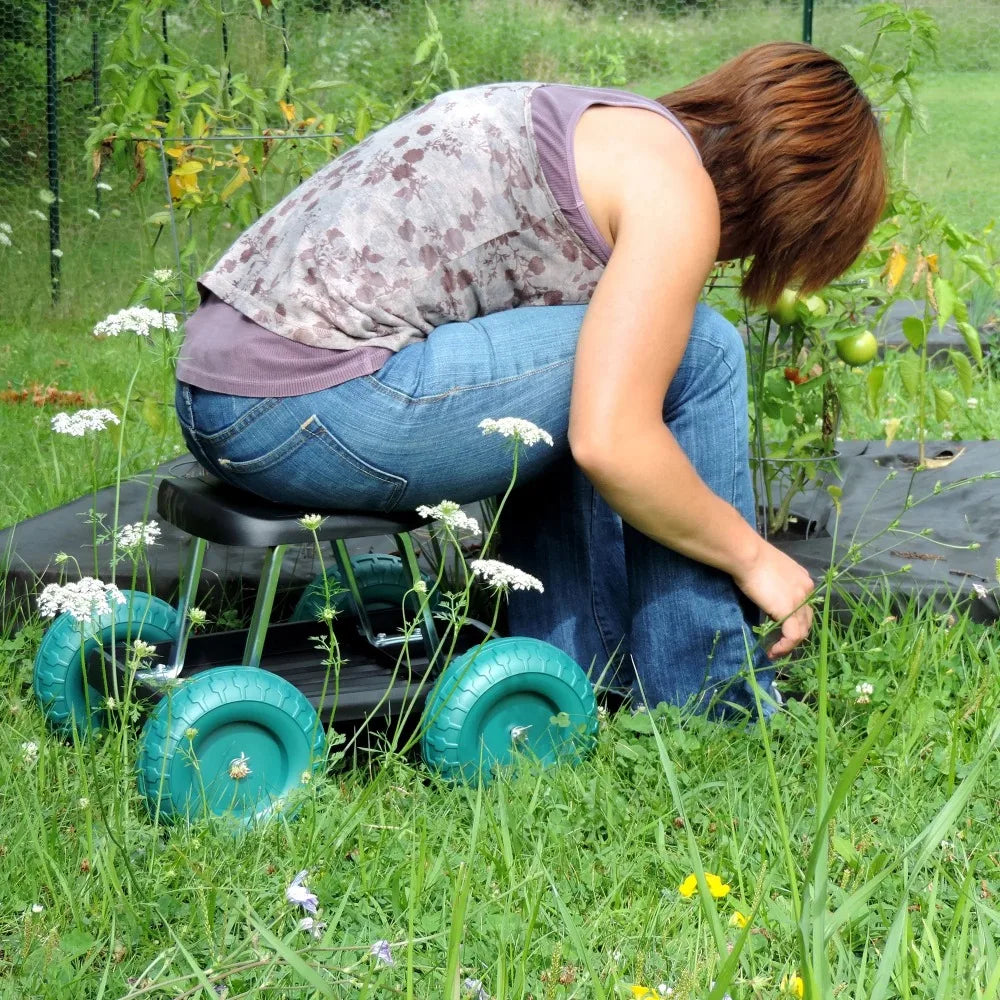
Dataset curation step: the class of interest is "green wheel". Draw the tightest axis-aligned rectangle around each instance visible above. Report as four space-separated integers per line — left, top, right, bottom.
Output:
137 666 326 824
33 590 177 735
291 553 433 622
421 637 598 783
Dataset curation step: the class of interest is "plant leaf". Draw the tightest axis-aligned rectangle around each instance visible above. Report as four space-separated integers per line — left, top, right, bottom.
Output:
897 349 921 400
901 315 926 349
933 386 955 422
934 276 957 329
947 350 974 398
958 321 983 364
866 363 886 417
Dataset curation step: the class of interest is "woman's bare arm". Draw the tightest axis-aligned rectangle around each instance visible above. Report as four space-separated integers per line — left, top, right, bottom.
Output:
571 109 814 656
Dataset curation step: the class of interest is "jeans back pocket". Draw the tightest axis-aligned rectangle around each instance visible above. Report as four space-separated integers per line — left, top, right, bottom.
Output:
215 413 408 512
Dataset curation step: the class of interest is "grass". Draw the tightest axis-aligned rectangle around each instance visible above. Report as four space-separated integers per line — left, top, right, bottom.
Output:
3 1 1000 997
3 594 1000 997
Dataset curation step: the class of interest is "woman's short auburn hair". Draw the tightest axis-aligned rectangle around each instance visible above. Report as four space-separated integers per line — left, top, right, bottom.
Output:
659 42 887 306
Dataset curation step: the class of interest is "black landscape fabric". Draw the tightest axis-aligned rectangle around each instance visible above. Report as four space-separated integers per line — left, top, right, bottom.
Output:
3 442 1000 628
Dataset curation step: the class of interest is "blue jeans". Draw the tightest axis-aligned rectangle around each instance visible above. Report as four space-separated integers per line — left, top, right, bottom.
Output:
175 303 773 714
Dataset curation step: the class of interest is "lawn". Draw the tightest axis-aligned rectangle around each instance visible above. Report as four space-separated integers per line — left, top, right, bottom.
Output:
2 1 1000 997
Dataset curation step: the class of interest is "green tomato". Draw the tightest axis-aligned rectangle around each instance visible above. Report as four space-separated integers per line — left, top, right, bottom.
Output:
835 330 878 366
802 294 828 318
768 288 800 326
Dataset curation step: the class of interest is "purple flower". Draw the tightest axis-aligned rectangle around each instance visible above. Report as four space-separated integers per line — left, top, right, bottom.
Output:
370 939 395 966
285 870 318 914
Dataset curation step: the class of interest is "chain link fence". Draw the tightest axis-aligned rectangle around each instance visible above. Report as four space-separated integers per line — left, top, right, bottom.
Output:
1 0 997 323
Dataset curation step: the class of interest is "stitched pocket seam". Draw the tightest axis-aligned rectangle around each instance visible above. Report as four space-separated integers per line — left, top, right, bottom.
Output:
218 416 407 509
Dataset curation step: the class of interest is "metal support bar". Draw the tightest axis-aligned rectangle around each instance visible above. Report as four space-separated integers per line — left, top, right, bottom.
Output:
243 544 288 668
45 0 61 302
140 535 207 683
802 0 814 44
333 539 380 645
396 531 440 655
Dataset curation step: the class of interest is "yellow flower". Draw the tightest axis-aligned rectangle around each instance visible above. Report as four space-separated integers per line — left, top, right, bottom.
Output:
677 872 730 899
729 909 748 929
781 973 805 998
629 987 657 1000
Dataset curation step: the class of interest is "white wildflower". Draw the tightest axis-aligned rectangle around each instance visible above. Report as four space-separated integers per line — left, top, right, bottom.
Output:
37 577 126 622
132 639 157 659
30 209 47 221
104 696 116 710
152 268 175 283
298 916 326 939
78 797 90 809
416 499 481 535
658 986 674 998
298 513 325 531
470 559 544 593
0 231 11 248
228 752 252 780
967 397 979 409
51 408 120 436
38 188 56 204
285 870 318 914
462 979 490 1000
370 939 394 966
21 741 40 766
96 181 112 192
30 903 44 914
187 607 208 627
855 680 874 704
87 208 101 221
51 248 63 258
479 417 553 448
973 583 989 599
93 306 179 338
413 579 428 595
0 222 11 234
115 520 161 549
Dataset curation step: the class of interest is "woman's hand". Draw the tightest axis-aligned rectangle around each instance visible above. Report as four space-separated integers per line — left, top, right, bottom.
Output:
732 539 815 658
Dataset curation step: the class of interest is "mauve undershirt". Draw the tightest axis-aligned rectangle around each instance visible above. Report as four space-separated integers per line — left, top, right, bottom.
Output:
175 84 699 397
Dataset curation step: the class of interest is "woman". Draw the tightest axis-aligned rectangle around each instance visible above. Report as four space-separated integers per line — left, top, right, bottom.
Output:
174 43 887 713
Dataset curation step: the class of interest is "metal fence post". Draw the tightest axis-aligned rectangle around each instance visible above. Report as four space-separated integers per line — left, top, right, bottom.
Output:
803 0 814 44
45 0 61 302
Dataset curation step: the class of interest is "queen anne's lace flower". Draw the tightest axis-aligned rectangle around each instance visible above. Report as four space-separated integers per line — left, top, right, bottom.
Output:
21 741 39 766
0 230 11 249
37 577 126 622
51 408 120 436
416 500 481 535
93 307 179 338
152 269 175 283
478 417 554 448
470 559 543 593
115 520 161 549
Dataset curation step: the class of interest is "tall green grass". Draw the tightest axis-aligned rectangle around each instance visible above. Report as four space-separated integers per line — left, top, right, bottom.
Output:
3 593 1000 997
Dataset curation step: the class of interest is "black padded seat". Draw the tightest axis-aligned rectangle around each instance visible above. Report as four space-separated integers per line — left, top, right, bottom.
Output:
157 473 425 548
